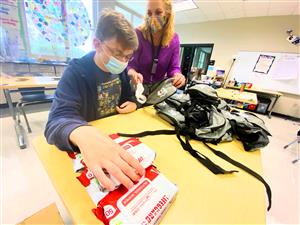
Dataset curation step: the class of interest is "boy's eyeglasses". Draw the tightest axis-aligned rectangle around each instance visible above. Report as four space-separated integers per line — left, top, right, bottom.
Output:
103 43 133 62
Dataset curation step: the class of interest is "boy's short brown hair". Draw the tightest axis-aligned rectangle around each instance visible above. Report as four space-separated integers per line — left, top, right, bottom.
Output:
96 9 138 50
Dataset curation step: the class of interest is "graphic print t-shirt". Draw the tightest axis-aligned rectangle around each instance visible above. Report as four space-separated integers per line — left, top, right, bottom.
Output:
92 62 121 118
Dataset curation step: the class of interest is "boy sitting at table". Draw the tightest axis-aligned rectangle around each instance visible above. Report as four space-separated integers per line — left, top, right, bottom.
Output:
45 9 145 191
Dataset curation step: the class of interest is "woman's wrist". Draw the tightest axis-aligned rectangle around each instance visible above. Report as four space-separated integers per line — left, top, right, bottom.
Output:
127 68 136 77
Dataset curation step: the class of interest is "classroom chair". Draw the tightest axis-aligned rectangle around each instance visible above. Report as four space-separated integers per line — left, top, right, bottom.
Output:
15 72 54 133
284 130 300 163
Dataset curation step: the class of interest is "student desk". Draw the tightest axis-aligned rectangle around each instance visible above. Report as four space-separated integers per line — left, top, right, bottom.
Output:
224 85 282 118
216 87 258 105
0 73 59 149
33 107 266 224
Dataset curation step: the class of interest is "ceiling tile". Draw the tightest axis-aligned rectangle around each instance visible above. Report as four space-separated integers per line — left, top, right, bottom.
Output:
293 7 300 15
268 8 295 15
175 8 208 24
218 2 243 12
269 1 299 9
206 14 226 21
218 1 244 18
245 11 268 17
195 1 223 14
174 0 298 24
268 1 298 15
270 1 299 12
243 1 269 17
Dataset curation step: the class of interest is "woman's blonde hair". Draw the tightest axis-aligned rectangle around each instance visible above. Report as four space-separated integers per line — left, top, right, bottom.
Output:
140 0 174 47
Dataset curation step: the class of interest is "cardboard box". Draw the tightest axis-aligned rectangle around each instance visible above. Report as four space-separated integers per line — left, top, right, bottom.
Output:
18 203 64 225
69 135 178 224
93 166 178 225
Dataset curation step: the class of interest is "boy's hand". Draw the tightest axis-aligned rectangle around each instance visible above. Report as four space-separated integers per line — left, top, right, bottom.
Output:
116 101 137 114
70 126 145 191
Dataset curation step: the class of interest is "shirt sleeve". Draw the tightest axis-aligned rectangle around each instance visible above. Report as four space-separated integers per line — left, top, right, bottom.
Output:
127 30 143 72
119 71 135 104
167 33 182 77
44 67 88 152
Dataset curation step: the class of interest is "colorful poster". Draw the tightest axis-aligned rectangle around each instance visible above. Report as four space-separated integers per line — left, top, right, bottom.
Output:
0 0 20 59
24 0 91 47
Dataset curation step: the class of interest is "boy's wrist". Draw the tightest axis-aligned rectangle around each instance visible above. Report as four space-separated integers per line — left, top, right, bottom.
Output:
69 125 92 147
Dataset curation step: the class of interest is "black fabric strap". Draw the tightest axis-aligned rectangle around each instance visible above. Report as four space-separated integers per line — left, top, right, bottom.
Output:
118 126 272 210
149 29 164 75
118 129 238 175
149 29 164 61
118 129 176 137
177 133 238 175
203 142 272 211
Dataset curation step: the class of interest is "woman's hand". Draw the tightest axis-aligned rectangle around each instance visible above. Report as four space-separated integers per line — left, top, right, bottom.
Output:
128 69 143 85
70 126 145 191
172 73 186 88
116 101 137 114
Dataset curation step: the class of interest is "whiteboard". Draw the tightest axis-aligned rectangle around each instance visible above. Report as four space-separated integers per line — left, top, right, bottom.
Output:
229 51 300 95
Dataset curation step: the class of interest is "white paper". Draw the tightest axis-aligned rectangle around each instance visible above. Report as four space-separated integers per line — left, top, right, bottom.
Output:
271 55 299 80
253 54 275 74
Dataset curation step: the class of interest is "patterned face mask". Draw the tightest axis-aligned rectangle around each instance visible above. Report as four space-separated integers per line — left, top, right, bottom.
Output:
147 15 167 33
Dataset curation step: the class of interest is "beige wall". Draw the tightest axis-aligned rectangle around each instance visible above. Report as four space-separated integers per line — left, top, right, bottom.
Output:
175 15 300 118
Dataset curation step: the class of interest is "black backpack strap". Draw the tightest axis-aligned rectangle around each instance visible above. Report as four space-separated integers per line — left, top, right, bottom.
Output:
118 128 238 175
203 142 272 211
177 133 238 175
118 129 176 137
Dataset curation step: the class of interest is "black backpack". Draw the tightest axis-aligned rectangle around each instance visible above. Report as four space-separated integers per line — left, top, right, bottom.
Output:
119 83 272 210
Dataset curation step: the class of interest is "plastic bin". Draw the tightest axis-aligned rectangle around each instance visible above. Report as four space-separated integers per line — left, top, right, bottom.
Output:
256 97 271 114
247 104 257 111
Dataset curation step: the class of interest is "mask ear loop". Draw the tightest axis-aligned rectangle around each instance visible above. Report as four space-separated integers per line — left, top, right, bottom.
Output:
135 83 147 104
97 39 110 69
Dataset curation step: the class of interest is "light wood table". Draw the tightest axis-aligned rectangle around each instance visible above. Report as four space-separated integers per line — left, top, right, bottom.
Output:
33 107 266 224
0 75 59 89
224 85 282 118
1 73 59 148
217 88 258 105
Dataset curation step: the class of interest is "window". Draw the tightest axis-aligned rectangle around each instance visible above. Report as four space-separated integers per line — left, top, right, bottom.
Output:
115 6 131 22
115 1 144 28
132 15 143 28
192 47 212 69
23 0 94 60
180 44 214 76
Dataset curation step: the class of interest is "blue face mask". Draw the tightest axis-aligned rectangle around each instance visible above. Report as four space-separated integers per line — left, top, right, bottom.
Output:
105 55 128 75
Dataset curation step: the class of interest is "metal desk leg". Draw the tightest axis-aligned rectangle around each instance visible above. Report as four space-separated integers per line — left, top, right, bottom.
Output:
3 89 17 120
292 142 299 164
3 89 27 149
268 94 280 119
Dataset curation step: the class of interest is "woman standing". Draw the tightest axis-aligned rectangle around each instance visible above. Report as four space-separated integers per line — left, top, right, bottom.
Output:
128 0 185 90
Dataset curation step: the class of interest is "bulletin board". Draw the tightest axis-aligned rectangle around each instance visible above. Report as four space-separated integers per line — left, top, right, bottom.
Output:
0 0 21 59
229 51 300 95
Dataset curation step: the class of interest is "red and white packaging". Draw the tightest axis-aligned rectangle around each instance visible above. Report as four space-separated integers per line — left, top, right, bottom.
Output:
68 134 156 175
71 134 158 204
109 134 156 172
67 152 86 173
69 135 177 224
77 167 109 205
92 166 178 225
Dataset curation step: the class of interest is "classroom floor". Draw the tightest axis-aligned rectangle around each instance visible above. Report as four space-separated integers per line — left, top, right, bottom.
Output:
1 104 299 225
